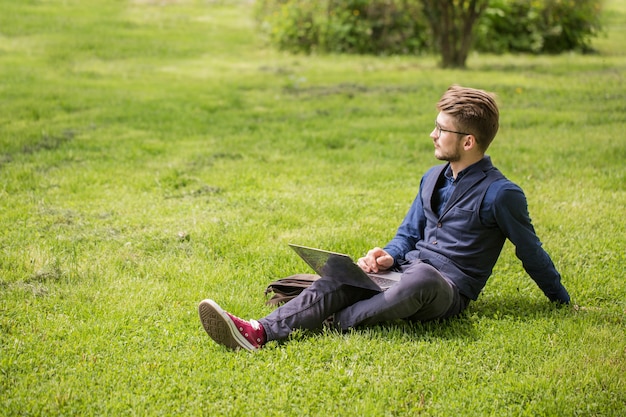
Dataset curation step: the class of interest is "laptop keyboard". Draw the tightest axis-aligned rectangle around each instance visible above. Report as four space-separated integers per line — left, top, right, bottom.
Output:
369 275 399 290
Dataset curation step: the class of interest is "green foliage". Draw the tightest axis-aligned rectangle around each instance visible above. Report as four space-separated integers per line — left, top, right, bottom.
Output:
254 0 429 54
476 0 604 54
256 0 604 56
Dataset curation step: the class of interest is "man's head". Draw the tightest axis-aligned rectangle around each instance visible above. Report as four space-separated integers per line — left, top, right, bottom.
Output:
436 85 499 153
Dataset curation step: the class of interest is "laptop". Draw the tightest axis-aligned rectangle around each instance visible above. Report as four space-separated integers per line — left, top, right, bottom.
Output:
288 244 402 291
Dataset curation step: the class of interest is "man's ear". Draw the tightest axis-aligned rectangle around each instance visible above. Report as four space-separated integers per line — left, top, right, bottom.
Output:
463 134 476 151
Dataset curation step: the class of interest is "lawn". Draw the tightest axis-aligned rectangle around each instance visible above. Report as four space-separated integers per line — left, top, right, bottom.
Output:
1 0 625 415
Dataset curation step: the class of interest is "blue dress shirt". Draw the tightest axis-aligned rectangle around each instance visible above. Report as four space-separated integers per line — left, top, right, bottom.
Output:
385 162 570 304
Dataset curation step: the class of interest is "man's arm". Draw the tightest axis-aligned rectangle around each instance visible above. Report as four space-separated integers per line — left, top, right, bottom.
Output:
487 182 570 304
383 181 427 265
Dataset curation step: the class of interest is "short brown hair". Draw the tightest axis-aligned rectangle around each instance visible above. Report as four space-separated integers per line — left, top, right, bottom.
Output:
437 85 499 152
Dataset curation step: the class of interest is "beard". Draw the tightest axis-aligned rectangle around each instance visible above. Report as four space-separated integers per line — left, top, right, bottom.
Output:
434 147 461 162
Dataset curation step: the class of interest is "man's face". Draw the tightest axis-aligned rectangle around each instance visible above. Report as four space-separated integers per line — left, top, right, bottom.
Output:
431 112 466 162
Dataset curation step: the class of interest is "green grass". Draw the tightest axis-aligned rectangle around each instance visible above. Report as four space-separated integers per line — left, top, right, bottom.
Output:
1 0 625 415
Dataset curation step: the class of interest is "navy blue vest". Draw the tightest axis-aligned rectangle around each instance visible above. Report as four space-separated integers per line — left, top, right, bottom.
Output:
406 156 506 300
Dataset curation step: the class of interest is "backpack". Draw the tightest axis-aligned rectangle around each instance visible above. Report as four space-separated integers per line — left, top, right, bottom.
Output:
264 273 319 306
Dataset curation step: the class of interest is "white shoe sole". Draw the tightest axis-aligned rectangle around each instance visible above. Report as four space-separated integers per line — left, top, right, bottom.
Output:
198 299 257 351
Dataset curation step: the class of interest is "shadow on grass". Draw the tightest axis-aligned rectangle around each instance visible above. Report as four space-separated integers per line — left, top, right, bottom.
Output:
270 295 624 349
467 295 624 325
469 295 566 319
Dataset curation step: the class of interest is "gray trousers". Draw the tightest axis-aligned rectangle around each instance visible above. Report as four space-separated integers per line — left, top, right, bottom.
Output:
259 260 468 341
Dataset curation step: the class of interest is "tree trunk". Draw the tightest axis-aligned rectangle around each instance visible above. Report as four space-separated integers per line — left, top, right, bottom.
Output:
421 0 489 68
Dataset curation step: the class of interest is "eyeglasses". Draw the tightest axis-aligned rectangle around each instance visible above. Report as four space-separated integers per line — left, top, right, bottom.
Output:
434 121 470 138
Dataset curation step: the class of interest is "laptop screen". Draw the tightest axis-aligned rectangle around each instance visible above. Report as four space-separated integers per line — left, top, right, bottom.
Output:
289 244 351 275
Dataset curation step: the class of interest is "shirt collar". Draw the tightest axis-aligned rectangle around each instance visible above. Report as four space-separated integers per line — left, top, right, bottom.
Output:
444 164 467 183
444 156 491 182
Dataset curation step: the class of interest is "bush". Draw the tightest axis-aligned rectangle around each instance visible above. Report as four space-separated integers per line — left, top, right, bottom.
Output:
255 0 603 56
253 0 429 55
475 0 603 54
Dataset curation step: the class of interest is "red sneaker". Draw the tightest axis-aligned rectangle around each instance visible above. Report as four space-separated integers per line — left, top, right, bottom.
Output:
198 299 266 351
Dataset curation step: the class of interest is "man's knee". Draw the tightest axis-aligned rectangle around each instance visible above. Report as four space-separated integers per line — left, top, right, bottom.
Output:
399 261 450 294
397 262 459 321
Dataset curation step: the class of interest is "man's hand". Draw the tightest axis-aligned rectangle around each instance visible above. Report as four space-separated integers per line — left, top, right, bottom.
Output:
358 247 394 273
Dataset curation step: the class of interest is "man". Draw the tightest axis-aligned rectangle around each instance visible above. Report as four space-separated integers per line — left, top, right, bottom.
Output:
198 85 570 351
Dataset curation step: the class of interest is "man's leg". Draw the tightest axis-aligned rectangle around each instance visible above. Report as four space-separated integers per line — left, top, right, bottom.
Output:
199 261 465 350
199 274 380 350
334 261 464 330
258 277 380 341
